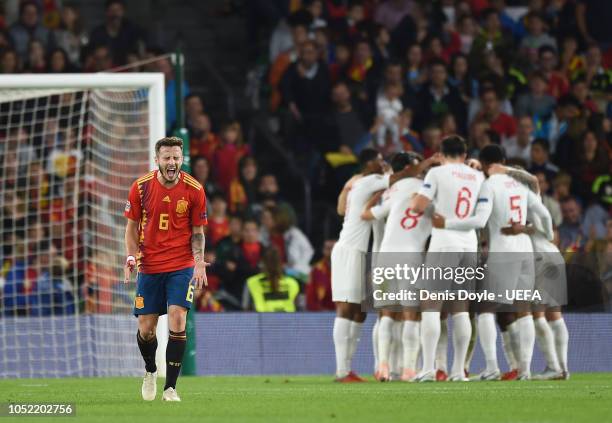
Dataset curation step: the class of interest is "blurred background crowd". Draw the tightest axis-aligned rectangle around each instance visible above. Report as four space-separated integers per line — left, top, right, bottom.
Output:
0 0 610 314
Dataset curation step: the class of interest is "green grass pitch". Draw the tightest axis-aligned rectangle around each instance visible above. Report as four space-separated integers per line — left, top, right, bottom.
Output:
2 374 611 423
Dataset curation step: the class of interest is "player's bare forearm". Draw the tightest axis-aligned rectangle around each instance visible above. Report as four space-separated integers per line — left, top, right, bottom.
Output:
191 226 205 263
124 219 139 257
507 167 540 194
410 194 431 214
390 153 441 185
191 225 208 288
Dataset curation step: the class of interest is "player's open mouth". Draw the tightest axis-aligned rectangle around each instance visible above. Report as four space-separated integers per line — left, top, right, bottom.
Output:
167 167 176 178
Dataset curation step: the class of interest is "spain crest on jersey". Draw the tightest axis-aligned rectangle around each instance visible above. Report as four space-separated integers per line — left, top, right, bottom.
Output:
176 199 188 215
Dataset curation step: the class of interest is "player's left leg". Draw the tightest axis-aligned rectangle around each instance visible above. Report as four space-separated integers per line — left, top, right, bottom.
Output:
514 304 535 380
435 313 449 381
377 309 395 381
449 301 471 381
546 308 569 379
163 267 196 401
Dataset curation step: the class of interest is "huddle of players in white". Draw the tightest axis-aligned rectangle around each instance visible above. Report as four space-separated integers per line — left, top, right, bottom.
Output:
331 136 570 383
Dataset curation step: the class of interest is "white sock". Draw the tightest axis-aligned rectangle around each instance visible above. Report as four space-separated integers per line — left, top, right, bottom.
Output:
333 317 351 377
549 318 569 373
402 320 420 371
451 312 471 377
390 321 403 375
507 321 522 367
378 316 394 366
420 312 440 373
517 315 535 377
347 321 363 372
435 318 448 373
465 315 477 373
534 317 561 372
372 317 380 372
478 313 499 373
501 330 518 370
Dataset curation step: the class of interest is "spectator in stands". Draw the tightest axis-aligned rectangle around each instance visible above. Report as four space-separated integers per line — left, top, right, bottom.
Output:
421 125 443 158
185 94 205 130
255 173 297 219
306 239 335 311
468 8 513 71
328 80 369 153
449 53 478 103
414 59 467 135
244 247 300 312
539 46 569 99
207 193 230 248
48 48 77 73
534 171 563 227
347 38 377 86
559 196 585 251
519 11 557 67
0 48 20 73
571 130 611 200
529 137 559 182
3 238 38 316
156 55 190 132
469 128 499 159
375 81 403 150
191 156 221 202
88 0 145 66
372 24 391 66
268 12 310 111
515 71 556 121
274 205 314 278
25 39 46 72
9 1 55 62
228 155 258 214
36 255 76 316
503 115 534 164
404 43 426 91
213 121 249 194
269 9 312 64
398 108 423 153
189 113 218 163
475 88 516 141
84 44 113 72
456 14 477 54
54 3 87 66
553 172 573 202
572 44 612 108
214 217 262 310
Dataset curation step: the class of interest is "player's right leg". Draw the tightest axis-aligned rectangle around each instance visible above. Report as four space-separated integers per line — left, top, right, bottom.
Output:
532 308 563 380
401 310 420 381
498 312 520 381
415 300 442 382
546 308 569 379
134 272 165 401
331 243 366 382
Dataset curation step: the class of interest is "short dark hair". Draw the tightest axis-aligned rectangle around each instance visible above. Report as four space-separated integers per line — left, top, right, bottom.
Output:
479 144 506 165
105 0 125 9
358 148 379 169
429 58 448 71
155 136 183 155
210 192 226 203
531 137 550 152
390 151 421 172
441 135 467 157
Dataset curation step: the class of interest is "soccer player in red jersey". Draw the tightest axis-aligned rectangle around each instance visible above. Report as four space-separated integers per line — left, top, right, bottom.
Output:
124 137 208 402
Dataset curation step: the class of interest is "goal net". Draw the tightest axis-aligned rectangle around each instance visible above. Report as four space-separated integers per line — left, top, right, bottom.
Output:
0 74 165 378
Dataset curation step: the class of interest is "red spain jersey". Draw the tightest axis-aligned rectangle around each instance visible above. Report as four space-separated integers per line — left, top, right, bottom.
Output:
124 170 208 274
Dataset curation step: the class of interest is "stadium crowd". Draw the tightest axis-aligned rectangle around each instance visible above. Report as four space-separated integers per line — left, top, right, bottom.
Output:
0 0 610 315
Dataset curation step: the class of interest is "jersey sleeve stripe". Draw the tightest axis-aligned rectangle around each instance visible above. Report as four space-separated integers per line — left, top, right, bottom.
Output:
184 180 202 190
183 174 203 188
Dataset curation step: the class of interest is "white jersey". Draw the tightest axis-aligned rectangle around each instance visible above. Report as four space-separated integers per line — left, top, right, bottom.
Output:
338 173 390 252
371 178 431 252
418 163 484 250
445 174 554 252
528 205 558 254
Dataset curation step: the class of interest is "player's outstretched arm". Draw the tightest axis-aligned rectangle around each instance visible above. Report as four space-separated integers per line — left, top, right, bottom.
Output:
191 226 209 289
124 219 139 283
488 164 540 194
437 183 494 231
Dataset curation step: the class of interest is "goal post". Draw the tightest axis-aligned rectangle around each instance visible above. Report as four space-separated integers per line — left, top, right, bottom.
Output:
0 73 167 378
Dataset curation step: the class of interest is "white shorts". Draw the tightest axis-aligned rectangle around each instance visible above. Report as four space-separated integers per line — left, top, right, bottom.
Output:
485 253 535 304
533 248 567 307
331 242 366 304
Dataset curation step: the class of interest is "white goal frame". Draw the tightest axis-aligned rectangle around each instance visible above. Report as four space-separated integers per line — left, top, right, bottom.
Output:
0 73 169 376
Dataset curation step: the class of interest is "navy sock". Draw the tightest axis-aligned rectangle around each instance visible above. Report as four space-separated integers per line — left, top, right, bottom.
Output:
164 330 187 389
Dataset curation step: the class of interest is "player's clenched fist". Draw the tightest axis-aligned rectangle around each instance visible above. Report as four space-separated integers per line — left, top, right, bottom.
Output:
124 255 136 283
